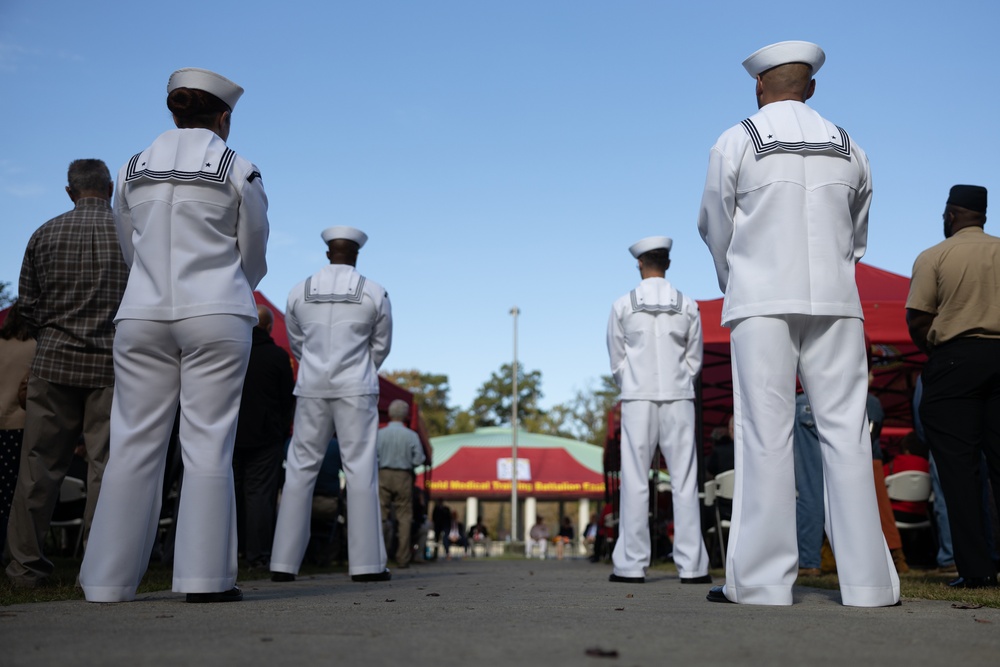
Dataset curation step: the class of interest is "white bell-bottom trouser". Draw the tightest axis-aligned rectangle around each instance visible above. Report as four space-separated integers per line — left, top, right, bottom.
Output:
725 314 899 606
270 394 386 577
613 399 709 579
80 315 251 602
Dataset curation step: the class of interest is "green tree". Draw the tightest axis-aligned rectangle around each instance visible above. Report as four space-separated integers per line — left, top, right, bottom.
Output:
450 409 477 434
0 281 13 309
471 362 544 427
380 369 454 437
523 403 574 439
549 375 620 445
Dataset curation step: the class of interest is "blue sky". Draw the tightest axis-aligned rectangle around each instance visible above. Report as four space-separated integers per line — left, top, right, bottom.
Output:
2 1 998 412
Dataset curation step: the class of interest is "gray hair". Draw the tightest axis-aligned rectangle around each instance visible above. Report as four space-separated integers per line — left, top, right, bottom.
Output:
67 159 111 195
388 399 409 421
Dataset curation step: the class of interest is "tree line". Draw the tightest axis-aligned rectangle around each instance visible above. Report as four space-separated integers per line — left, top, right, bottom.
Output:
380 365 619 446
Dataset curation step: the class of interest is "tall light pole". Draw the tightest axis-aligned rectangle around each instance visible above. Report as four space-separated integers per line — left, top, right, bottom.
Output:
510 305 519 546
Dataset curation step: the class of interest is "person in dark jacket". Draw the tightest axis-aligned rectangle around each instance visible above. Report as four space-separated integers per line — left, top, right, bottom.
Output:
432 500 452 560
233 305 295 568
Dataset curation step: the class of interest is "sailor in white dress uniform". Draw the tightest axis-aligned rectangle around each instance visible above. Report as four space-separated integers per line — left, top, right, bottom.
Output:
697 41 898 606
80 68 268 603
607 236 710 584
270 226 393 582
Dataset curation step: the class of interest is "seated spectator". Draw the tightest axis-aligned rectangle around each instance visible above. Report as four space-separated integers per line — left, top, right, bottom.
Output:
583 513 599 560
444 510 466 560
431 499 451 560
47 443 89 555
467 520 489 557
706 415 735 478
593 502 616 563
412 487 430 562
526 515 549 559
555 516 574 560
706 415 735 537
867 387 910 574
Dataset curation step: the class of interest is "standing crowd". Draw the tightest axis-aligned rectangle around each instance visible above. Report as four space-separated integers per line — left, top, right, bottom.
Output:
2 39 998 607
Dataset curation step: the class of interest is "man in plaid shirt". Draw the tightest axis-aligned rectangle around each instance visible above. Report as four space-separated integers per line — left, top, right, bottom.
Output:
4 159 128 588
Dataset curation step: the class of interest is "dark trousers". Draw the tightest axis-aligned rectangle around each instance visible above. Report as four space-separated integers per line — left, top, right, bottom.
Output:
233 442 284 566
920 338 1000 579
5 377 112 585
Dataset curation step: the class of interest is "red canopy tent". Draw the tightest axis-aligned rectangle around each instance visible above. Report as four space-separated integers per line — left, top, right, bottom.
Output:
698 263 924 449
606 262 925 475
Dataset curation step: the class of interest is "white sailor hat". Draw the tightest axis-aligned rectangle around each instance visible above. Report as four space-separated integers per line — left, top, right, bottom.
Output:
321 226 368 248
629 236 672 258
167 68 244 111
742 41 825 78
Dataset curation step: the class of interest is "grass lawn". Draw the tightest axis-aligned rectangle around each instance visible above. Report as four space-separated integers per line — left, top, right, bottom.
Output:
794 568 1000 608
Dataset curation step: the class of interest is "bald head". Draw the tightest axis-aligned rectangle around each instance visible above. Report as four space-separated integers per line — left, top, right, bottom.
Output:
756 62 815 108
327 239 360 266
256 305 273 333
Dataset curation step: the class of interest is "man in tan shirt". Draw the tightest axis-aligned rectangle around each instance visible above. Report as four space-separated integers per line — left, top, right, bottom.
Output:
906 184 1000 589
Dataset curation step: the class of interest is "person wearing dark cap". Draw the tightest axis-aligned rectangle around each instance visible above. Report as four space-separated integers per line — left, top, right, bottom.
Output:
270 226 393 583
698 41 899 606
605 236 710 585
79 67 269 603
906 184 1000 589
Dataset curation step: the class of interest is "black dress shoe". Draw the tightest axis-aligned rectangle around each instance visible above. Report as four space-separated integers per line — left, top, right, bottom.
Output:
680 574 713 584
352 569 392 582
270 571 296 582
186 586 243 603
706 585 734 603
948 575 998 589
608 573 645 584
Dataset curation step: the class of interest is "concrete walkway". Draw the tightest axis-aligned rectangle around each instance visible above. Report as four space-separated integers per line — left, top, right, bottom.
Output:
2 558 998 666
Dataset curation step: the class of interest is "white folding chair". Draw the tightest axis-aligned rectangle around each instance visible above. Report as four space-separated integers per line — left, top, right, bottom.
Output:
703 469 735 565
49 476 86 558
884 470 933 531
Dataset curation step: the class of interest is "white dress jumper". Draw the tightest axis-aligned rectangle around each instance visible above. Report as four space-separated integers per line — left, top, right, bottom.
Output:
80 128 268 601
270 264 392 577
607 278 710 580
698 100 898 606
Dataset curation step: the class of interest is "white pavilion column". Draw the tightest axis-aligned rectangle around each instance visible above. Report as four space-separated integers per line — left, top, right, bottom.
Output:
524 496 537 541
578 498 591 555
466 497 478 527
